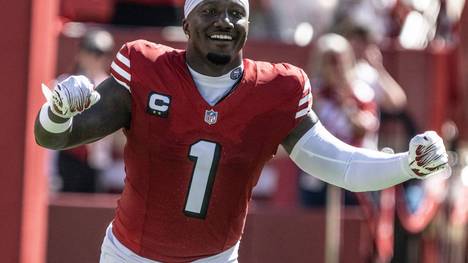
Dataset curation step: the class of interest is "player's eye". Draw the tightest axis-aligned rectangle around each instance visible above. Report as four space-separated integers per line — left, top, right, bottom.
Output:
201 8 217 16
230 10 244 19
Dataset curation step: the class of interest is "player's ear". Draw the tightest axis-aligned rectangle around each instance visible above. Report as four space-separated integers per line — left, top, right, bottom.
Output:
182 19 190 38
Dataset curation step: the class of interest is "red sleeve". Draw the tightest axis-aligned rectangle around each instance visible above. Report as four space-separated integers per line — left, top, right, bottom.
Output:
110 44 132 92
293 69 313 126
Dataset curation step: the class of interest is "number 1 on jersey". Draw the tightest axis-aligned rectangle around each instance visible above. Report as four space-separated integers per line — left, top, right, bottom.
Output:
184 140 221 219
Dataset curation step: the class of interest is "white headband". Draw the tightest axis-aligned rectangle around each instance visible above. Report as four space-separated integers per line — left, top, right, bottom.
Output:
184 0 249 18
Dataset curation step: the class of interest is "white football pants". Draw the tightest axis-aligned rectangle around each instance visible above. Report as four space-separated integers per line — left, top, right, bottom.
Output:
100 223 239 263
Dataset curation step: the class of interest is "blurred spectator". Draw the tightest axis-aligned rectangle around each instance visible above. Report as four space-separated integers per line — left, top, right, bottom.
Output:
332 0 398 42
341 23 407 113
112 0 183 26
433 0 465 44
74 30 115 84
255 0 337 43
300 33 380 206
51 29 126 193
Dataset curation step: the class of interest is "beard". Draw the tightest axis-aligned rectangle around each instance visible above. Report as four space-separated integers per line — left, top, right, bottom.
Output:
206 53 231 65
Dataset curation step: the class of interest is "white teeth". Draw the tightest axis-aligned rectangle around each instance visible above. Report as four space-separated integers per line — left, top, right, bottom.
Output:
210 34 233 40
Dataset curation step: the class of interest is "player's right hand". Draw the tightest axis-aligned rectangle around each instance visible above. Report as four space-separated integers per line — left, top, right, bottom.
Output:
408 131 449 179
42 75 100 118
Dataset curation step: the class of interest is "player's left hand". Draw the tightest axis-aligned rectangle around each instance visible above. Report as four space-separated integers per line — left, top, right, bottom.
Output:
408 131 449 178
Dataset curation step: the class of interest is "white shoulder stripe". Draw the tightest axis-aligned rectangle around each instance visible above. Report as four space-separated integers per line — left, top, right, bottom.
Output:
295 107 310 119
111 62 131 81
299 93 312 106
116 52 130 68
303 80 311 93
111 73 131 93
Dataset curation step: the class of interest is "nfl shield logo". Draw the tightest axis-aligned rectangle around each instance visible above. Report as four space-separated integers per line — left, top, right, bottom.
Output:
204 109 218 125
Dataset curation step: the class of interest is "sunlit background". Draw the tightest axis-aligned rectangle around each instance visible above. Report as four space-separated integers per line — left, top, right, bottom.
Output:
1 0 468 262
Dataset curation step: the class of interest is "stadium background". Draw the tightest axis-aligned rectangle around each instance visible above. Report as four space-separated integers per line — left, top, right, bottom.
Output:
1 0 468 262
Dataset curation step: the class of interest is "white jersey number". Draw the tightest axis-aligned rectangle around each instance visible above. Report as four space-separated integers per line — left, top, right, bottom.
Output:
184 140 221 218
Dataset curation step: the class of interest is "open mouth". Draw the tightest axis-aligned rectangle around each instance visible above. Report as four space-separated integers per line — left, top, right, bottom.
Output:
208 34 233 41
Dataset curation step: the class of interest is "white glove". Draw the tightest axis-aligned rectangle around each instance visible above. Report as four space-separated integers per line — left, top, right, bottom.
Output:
42 75 100 118
408 131 449 178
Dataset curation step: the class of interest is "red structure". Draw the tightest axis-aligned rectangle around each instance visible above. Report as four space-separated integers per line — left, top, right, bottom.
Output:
47 194 373 263
0 0 58 262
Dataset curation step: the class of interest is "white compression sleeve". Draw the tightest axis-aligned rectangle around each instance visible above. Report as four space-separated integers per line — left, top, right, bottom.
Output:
289 122 413 192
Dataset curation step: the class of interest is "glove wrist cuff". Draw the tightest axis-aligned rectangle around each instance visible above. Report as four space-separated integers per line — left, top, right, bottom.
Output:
39 103 73 134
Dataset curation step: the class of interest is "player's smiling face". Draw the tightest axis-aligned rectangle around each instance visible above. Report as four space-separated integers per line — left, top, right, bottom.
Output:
184 0 249 68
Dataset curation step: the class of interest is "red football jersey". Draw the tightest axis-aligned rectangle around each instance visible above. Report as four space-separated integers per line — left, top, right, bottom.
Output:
110 40 312 262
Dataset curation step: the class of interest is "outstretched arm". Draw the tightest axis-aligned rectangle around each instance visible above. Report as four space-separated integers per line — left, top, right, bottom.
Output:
282 112 449 192
34 76 131 150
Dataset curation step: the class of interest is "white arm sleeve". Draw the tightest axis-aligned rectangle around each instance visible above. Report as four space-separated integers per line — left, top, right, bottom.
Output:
289 122 413 192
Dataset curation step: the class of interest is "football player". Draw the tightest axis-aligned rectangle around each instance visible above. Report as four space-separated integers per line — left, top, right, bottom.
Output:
34 0 449 262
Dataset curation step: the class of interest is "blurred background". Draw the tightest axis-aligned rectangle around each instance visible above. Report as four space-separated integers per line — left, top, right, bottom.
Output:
2 0 468 262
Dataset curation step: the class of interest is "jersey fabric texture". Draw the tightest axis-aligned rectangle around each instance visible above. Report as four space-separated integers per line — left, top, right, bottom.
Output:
100 223 239 262
110 40 312 262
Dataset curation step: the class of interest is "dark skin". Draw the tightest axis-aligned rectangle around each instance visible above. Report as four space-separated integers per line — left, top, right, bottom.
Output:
34 0 317 153
34 77 131 150
183 0 249 76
